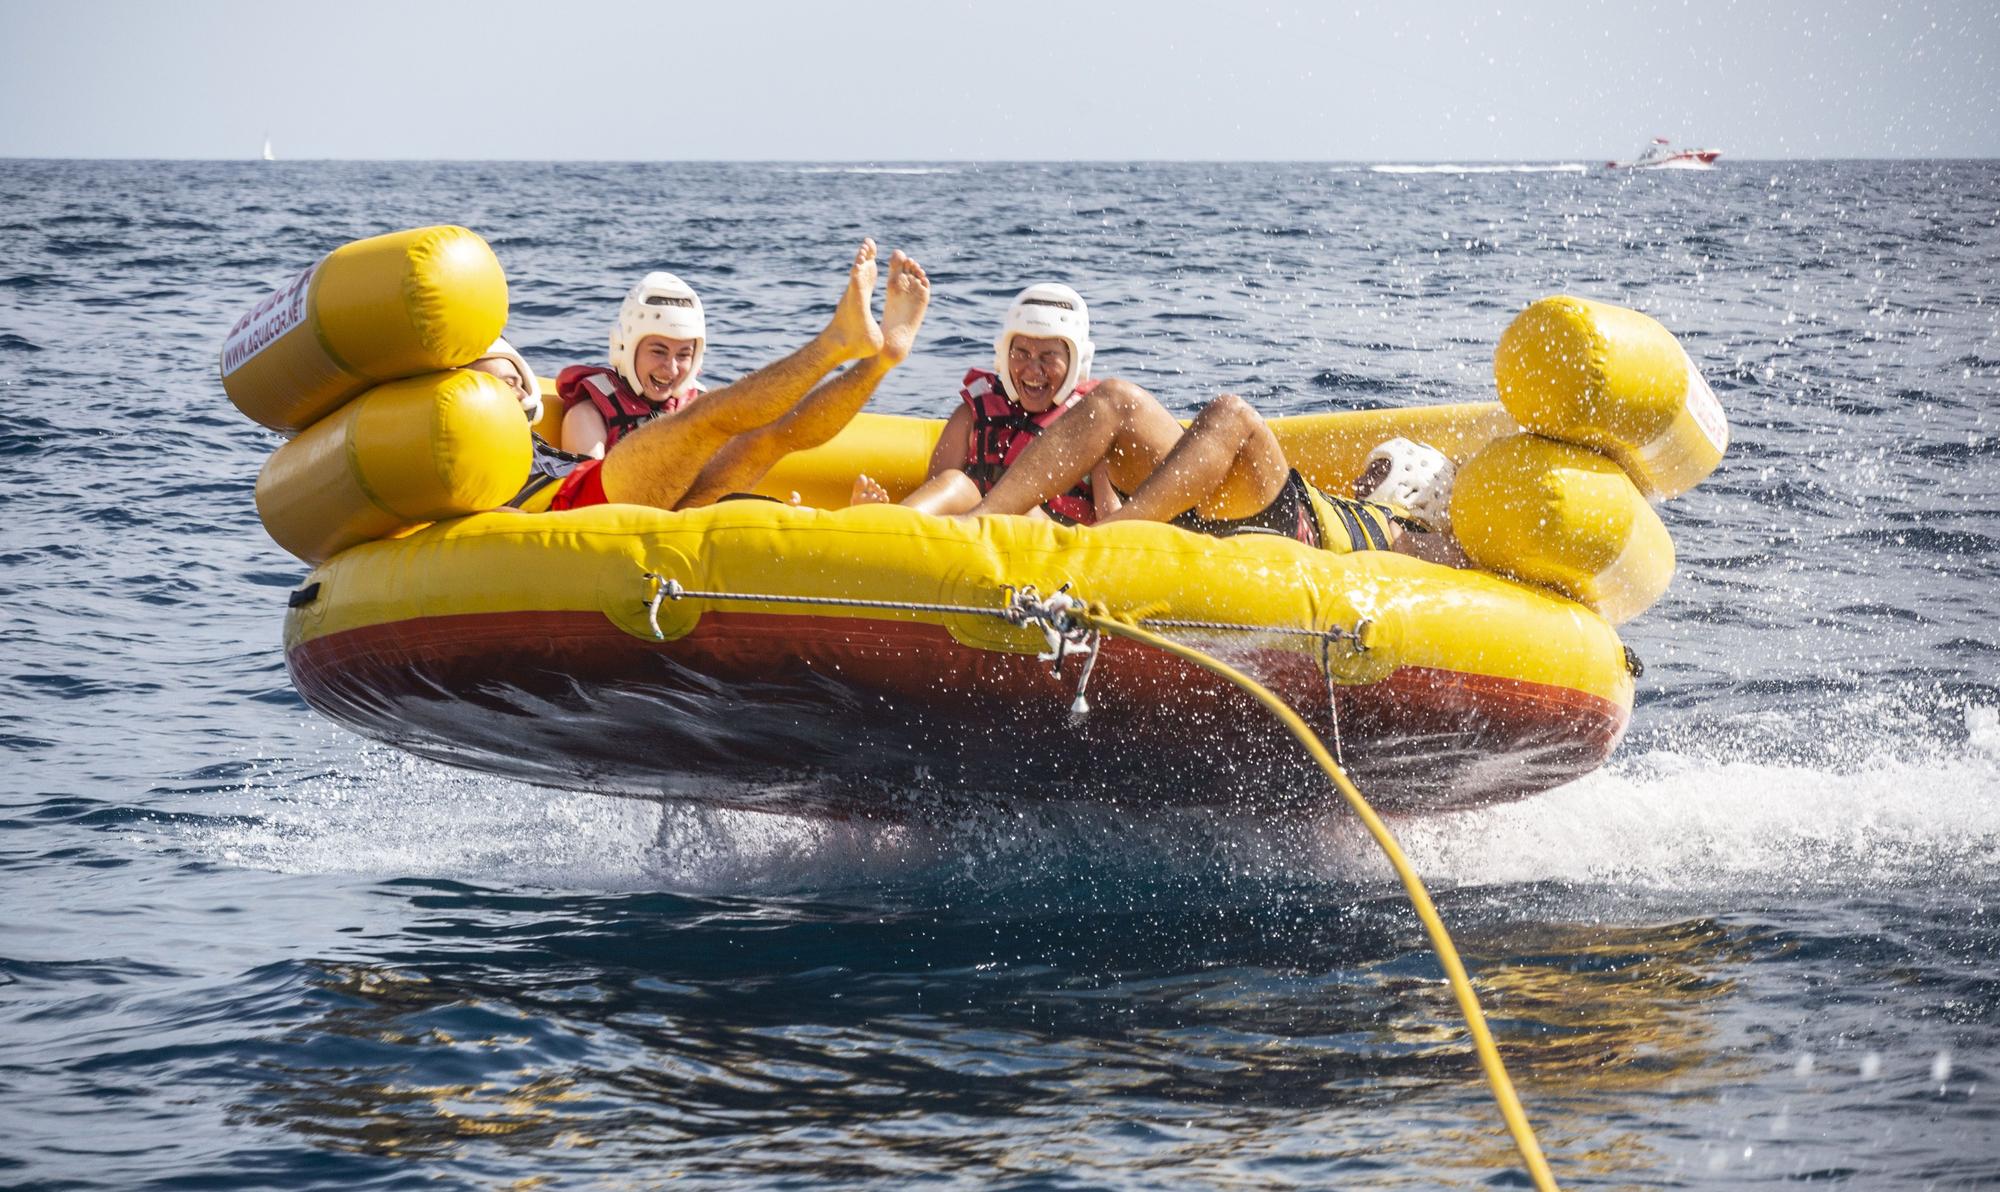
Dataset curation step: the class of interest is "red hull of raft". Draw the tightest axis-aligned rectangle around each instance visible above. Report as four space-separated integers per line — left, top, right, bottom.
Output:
289 608 1628 820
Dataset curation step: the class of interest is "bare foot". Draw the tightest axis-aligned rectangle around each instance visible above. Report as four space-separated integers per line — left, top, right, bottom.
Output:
822 238 883 361
850 473 890 505
876 250 930 367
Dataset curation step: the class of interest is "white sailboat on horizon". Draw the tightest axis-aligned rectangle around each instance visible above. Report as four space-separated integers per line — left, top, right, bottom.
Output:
261 135 275 162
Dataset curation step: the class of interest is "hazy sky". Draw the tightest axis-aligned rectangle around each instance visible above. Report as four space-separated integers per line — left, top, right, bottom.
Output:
2 0 1993 160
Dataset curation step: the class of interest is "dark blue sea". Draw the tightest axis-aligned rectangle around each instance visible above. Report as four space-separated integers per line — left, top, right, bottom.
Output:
2 159 1997 1188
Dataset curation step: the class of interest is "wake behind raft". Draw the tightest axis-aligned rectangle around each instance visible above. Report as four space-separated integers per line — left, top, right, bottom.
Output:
222 227 1729 820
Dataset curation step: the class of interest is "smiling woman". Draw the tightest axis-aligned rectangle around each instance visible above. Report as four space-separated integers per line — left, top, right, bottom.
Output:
557 272 708 458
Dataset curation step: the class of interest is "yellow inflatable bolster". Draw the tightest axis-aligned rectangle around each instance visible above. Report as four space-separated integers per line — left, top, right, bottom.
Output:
1450 434 1675 625
529 376 565 443
753 411 950 508
221 226 509 435
256 370 531 565
1494 295 1729 500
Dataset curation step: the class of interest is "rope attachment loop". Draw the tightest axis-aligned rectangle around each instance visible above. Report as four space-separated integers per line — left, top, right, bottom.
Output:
1000 584 1101 717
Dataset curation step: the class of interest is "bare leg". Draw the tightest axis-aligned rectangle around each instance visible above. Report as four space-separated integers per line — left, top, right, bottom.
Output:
1099 394 1291 524
869 468 982 514
680 252 930 507
601 239 884 508
969 379 1184 516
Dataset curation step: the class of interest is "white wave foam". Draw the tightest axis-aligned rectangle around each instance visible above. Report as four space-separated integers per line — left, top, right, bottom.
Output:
792 166 959 175
1375 712 2000 892
159 743 955 893
1369 163 1590 175
166 753 666 888
165 709 2000 900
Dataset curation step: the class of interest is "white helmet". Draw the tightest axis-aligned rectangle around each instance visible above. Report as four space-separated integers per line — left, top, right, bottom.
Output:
995 283 1094 407
610 271 705 400
474 336 542 423
1359 437 1457 533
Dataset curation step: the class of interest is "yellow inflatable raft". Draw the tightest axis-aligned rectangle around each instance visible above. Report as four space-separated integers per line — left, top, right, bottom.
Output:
226 229 1724 817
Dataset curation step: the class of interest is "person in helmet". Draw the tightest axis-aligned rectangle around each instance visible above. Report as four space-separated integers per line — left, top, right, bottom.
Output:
965 375 1461 557
558 271 707 458
468 336 614 512
853 282 1127 524
469 336 545 425
541 238 933 514
1348 436 1467 564
470 335 588 511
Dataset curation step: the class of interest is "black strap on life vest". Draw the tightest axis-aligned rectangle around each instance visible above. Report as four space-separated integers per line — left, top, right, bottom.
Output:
508 434 592 509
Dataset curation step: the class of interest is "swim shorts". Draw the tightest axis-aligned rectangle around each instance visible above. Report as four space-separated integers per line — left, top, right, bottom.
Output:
1171 470 1398 553
549 458 610 511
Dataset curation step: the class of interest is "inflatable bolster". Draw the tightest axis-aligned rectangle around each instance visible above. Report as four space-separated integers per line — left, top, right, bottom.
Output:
529 376 565 443
221 225 508 434
1494 295 1729 500
1450 434 1675 625
256 370 532 565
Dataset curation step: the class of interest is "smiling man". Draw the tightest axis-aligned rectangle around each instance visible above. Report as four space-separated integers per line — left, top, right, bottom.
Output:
854 282 1127 523
850 279 1445 558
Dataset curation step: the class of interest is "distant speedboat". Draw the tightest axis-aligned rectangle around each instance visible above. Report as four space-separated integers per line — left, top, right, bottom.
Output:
1606 137 1720 170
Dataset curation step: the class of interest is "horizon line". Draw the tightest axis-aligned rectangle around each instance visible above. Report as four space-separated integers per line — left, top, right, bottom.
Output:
5 154 1998 165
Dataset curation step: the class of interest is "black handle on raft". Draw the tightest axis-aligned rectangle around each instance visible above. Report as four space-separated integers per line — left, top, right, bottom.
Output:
287 583 321 609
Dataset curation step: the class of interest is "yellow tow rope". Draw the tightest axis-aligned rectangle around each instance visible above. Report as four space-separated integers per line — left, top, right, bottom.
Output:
1076 603 1560 1192
646 573 1557 1186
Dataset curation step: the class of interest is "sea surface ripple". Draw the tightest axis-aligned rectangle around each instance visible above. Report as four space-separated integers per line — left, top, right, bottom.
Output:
1 159 1998 1188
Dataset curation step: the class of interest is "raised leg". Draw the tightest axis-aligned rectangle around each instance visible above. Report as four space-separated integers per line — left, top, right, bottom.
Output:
680 252 930 507
600 239 884 509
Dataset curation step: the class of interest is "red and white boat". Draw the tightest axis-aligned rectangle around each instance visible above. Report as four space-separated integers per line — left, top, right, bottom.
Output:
1606 138 1721 170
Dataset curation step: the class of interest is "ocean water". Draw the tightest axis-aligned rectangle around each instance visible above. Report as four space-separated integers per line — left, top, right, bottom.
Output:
1 159 1997 1188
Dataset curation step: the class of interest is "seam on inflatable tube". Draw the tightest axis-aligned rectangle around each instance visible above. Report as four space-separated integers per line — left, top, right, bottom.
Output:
304 259 370 389
1589 522 1653 624
427 375 457 520
404 228 449 359
1581 308 1612 444
342 401 404 521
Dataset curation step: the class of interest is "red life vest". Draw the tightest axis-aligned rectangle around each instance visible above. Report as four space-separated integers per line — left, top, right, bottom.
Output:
555 365 703 450
958 368 1101 526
